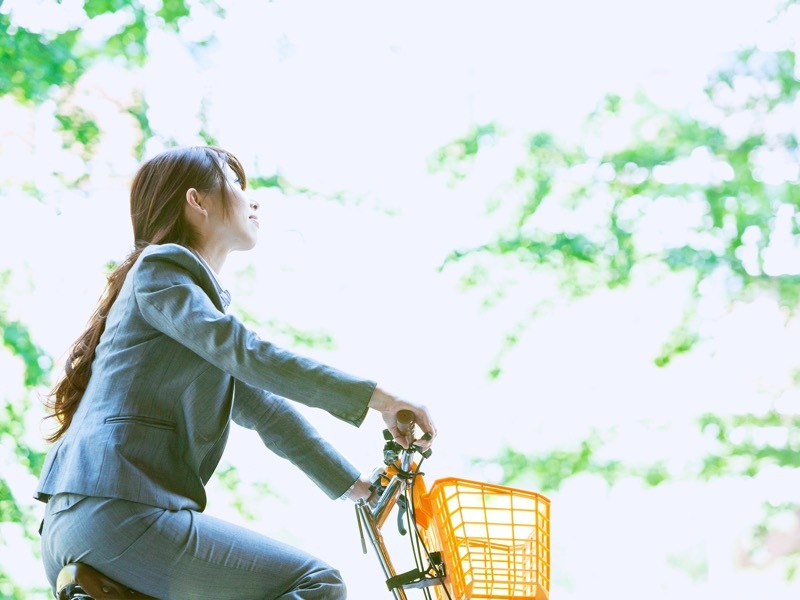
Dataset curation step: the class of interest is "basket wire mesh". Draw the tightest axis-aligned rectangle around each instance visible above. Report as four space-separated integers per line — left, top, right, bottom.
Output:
415 477 550 600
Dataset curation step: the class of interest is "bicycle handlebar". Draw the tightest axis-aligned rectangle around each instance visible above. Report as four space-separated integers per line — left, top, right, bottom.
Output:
396 410 433 457
396 410 415 438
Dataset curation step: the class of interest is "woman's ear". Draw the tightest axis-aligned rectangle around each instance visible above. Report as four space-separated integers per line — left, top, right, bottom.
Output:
185 188 207 217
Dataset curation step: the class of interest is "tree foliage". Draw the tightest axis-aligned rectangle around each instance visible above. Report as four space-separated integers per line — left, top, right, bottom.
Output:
2 0 219 103
434 38 800 581
0 278 50 599
2 0 222 161
436 48 800 367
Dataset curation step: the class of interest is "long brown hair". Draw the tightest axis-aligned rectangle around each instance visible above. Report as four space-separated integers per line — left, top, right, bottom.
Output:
44 145 247 443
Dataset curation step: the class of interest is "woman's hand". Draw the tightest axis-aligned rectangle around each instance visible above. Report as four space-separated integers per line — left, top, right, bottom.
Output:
368 386 437 450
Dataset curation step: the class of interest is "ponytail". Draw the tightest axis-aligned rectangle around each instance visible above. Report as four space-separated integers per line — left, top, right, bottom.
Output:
44 250 142 442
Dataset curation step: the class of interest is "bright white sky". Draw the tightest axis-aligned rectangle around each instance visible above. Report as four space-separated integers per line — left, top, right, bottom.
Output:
2 1 800 598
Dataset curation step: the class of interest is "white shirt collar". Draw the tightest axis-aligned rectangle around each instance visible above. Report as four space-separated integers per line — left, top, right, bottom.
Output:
189 248 232 310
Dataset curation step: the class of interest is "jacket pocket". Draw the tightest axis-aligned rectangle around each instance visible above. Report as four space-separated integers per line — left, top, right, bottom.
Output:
105 415 176 431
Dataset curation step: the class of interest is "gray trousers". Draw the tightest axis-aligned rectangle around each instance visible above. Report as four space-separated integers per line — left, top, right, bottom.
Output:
41 493 347 599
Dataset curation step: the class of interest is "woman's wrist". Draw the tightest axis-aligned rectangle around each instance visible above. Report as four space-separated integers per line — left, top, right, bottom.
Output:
338 477 359 501
367 386 392 412
342 474 374 502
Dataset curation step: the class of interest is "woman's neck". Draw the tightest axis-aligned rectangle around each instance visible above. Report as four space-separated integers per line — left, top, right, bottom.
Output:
190 244 226 275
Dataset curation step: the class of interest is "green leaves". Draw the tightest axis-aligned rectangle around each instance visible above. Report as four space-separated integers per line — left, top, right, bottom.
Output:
0 0 209 148
55 108 101 156
709 49 800 110
83 0 135 18
698 411 800 477
1 319 49 389
83 0 196 28
429 123 499 184
0 313 51 598
0 14 83 104
476 436 625 493
249 174 364 206
101 7 148 66
483 411 800 492
434 47 800 368
157 0 192 27
126 91 153 157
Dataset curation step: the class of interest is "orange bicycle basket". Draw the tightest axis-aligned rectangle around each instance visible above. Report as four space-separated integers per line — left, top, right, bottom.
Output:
414 477 550 600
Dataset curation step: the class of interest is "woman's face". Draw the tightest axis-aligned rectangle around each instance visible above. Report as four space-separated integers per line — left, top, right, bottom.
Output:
202 164 260 252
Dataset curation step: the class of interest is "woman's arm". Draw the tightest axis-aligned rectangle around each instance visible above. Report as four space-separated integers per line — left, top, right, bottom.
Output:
231 381 361 499
133 245 376 426
135 245 436 447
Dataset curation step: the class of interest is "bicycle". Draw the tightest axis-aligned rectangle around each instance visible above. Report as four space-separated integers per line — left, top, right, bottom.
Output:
53 411 551 600
355 410 551 599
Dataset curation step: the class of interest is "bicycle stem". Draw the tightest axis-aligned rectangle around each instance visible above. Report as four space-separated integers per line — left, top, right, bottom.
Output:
372 447 416 528
355 443 420 599
371 476 405 530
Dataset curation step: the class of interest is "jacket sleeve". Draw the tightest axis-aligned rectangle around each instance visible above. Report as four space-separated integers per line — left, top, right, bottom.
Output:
132 245 376 426
231 380 360 499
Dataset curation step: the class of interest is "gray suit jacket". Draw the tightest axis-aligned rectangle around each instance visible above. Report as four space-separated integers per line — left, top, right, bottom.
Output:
36 243 376 511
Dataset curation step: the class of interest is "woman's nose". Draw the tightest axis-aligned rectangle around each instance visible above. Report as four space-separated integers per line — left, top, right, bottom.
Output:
250 199 259 211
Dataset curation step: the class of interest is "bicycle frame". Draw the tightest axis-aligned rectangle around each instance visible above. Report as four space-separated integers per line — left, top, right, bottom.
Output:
355 415 445 599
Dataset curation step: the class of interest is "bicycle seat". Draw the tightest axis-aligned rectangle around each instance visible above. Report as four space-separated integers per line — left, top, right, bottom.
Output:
56 562 159 600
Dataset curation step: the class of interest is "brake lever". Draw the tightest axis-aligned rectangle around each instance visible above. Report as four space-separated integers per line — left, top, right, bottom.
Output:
396 495 408 535
412 432 434 459
383 430 433 461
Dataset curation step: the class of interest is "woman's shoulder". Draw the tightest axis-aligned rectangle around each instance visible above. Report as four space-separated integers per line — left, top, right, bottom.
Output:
140 242 195 260
135 244 219 296
131 244 229 311
139 243 203 268
135 243 207 280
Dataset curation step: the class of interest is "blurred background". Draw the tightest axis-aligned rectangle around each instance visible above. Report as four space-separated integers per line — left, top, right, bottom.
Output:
2 0 800 598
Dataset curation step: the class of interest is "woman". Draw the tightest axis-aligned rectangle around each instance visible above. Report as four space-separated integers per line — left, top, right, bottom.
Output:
36 145 436 599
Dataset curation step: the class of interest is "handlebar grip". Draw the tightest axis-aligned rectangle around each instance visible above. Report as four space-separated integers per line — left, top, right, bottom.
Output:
396 410 415 437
